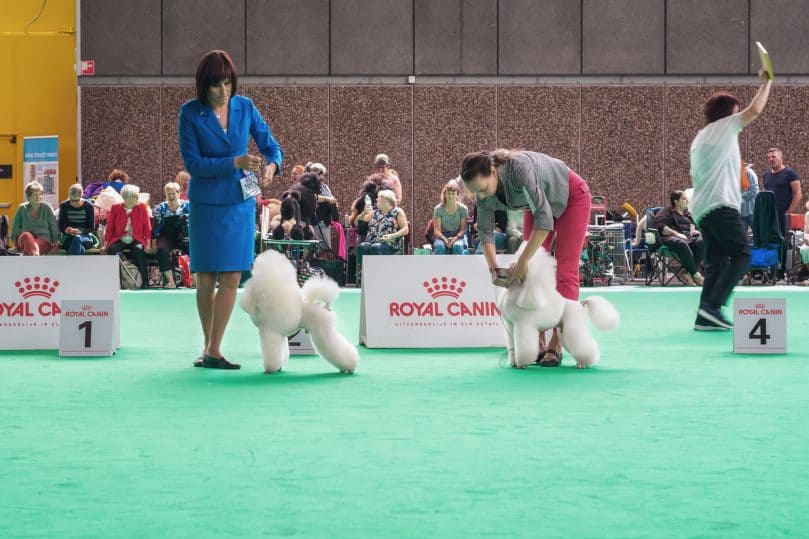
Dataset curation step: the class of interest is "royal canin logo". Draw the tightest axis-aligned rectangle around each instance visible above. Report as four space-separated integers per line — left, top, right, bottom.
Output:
0 275 62 317
389 275 499 318
423 276 466 299
16 276 60 299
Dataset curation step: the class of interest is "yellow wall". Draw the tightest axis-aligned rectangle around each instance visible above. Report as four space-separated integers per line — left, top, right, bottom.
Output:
0 0 76 218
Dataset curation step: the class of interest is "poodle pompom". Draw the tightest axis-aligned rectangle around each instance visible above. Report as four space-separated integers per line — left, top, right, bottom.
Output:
581 296 620 332
302 275 340 306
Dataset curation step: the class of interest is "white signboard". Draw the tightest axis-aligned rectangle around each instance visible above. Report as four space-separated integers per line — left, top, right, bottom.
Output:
360 255 514 348
288 328 316 355
59 300 115 356
0 257 120 350
733 298 787 354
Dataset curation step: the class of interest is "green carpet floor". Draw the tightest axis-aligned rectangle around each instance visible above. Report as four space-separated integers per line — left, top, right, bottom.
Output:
2 287 808 538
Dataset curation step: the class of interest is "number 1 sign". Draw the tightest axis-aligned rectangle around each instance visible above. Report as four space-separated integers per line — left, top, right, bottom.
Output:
59 300 116 357
733 298 787 354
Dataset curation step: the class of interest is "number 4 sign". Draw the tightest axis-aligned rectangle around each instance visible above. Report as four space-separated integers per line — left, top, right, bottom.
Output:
733 298 787 354
59 300 116 356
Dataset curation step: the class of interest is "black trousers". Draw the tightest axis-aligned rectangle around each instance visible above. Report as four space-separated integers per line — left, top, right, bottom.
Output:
156 236 179 272
698 207 751 308
662 235 705 275
108 240 148 287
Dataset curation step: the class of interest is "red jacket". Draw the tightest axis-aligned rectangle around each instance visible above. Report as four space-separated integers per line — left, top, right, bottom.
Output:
105 202 152 246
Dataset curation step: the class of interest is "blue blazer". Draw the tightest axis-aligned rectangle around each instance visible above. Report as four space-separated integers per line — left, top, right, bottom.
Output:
178 95 284 205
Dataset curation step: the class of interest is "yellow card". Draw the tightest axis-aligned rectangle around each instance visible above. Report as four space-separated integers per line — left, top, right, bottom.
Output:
756 41 775 80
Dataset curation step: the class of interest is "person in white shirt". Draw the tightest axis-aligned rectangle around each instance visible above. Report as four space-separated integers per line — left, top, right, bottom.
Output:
690 68 772 331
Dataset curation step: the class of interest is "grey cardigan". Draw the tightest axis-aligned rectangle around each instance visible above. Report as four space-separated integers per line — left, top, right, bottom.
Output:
476 151 570 244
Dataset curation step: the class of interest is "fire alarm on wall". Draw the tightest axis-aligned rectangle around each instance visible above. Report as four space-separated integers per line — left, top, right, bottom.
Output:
80 60 95 76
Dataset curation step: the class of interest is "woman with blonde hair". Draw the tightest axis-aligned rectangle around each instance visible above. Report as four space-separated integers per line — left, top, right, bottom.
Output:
432 179 468 255
154 181 190 287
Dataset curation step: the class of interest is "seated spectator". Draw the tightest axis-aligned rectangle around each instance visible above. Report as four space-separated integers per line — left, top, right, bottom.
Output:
290 164 305 184
800 201 809 284
104 184 152 288
356 189 409 282
11 181 59 256
103 168 130 193
349 173 393 238
433 179 469 255
307 162 339 246
653 190 705 286
740 163 759 232
473 207 522 254
631 214 649 248
58 183 98 255
175 170 191 200
153 181 190 288
374 153 402 203
0 214 10 254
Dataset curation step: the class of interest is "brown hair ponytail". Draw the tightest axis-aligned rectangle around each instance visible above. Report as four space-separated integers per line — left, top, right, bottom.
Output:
460 149 518 183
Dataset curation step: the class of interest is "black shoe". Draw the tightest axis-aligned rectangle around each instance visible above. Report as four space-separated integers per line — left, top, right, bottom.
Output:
697 305 732 329
693 314 730 331
199 354 241 370
193 355 205 367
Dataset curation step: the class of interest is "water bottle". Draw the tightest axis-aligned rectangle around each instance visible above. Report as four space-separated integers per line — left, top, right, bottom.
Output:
364 194 372 211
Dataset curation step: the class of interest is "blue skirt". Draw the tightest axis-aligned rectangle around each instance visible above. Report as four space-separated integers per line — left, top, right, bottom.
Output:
188 199 255 273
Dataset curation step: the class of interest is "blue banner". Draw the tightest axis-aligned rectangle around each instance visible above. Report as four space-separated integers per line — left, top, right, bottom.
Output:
22 136 59 208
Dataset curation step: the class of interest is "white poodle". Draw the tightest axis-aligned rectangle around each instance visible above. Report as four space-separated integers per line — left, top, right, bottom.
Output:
498 247 620 369
240 250 360 374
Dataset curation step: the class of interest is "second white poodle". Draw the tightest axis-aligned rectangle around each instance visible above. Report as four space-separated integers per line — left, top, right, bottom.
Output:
498 247 620 369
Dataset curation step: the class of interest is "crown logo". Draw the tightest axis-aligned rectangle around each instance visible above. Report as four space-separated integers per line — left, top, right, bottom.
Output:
15 276 60 299
755 303 765 309
422 276 466 299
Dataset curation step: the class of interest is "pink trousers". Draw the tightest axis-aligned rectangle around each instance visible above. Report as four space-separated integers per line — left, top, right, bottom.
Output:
523 169 591 301
17 232 53 256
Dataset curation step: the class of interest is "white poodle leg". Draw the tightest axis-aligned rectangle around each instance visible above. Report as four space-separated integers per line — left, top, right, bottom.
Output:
512 321 540 369
558 303 599 368
309 327 360 373
259 327 289 373
502 317 518 368
302 305 360 374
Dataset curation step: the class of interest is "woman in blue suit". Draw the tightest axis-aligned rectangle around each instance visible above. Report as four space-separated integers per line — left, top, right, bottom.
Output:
179 50 283 370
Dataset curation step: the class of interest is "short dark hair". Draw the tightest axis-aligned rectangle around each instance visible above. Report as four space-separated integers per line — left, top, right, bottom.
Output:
703 92 741 125
195 50 238 106
670 190 684 207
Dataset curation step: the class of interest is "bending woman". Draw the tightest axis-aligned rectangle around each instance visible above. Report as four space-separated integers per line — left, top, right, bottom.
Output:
461 149 592 367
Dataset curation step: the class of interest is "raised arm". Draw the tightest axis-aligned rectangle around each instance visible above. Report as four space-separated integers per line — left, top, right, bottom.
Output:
740 69 773 127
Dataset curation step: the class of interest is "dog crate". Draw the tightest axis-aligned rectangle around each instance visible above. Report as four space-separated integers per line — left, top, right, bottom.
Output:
587 223 627 280
590 195 608 226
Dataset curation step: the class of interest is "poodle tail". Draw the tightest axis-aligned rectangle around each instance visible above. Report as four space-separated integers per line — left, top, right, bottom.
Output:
581 296 620 332
301 275 340 306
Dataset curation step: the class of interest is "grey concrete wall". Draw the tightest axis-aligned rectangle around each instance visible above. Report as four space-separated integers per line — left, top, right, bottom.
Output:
80 0 809 77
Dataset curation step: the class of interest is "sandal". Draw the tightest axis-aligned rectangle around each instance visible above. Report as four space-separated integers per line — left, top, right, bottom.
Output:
679 270 695 286
538 349 563 367
197 354 241 370
535 348 547 365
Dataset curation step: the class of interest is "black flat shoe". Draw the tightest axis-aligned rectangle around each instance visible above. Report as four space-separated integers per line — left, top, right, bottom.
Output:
201 354 241 370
